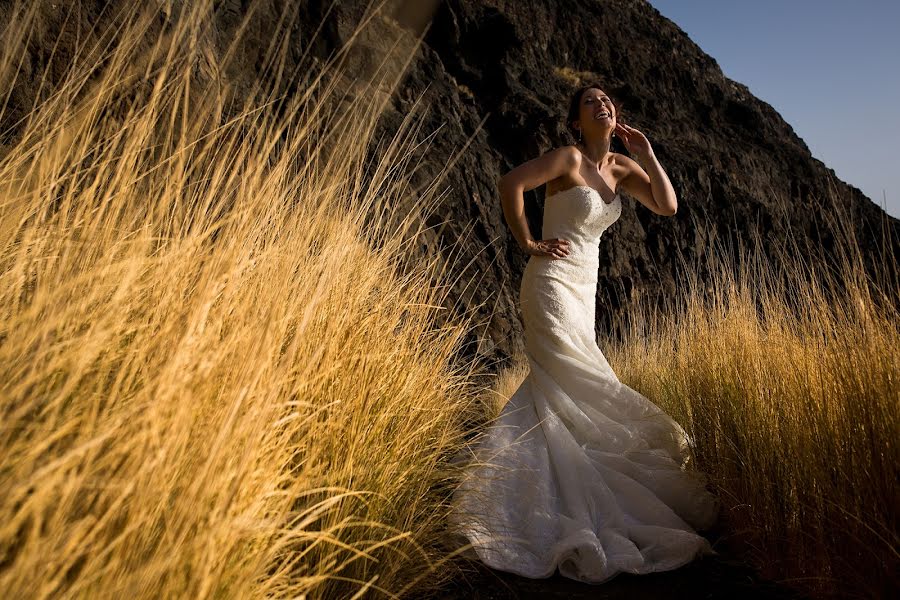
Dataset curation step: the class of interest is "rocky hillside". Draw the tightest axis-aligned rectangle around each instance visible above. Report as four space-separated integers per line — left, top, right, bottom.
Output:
3 0 897 370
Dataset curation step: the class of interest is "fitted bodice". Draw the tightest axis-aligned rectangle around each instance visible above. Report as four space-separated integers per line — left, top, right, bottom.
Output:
542 185 622 264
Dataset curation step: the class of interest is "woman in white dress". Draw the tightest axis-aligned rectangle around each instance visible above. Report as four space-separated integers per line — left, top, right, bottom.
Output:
449 84 720 584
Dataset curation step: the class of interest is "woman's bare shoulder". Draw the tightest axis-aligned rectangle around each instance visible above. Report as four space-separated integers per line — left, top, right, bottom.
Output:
554 144 581 161
611 151 642 176
545 144 582 172
612 151 639 168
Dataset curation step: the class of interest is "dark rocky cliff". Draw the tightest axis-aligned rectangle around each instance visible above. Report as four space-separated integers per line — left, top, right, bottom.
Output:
3 0 897 369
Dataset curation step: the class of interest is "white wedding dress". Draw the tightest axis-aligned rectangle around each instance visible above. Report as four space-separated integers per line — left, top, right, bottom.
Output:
449 184 720 584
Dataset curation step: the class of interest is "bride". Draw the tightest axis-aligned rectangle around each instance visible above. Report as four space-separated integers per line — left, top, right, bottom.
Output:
449 84 720 584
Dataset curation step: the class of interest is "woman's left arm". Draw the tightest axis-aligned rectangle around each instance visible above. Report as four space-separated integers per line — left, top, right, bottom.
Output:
615 122 678 216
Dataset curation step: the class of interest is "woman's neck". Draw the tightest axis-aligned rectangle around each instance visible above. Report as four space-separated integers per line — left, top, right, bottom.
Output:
577 138 613 165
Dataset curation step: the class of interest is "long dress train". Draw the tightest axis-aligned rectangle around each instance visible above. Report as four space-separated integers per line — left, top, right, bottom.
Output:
449 184 720 584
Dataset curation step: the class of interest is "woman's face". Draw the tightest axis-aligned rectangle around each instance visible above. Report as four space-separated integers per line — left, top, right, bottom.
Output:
577 88 616 138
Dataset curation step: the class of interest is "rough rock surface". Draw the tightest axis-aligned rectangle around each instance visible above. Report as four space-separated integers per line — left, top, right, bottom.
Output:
3 0 897 372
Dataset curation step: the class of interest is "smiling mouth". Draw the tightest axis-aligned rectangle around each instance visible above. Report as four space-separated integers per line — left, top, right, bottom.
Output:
595 111 611 119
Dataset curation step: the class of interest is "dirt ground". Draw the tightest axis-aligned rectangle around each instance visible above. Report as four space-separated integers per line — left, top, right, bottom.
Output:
426 525 807 600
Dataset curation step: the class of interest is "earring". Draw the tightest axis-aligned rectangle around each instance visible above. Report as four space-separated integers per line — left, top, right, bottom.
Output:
578 128 582 142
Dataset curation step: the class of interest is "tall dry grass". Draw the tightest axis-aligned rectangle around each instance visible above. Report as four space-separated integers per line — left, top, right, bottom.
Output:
1 1 486 598
606 191 899 598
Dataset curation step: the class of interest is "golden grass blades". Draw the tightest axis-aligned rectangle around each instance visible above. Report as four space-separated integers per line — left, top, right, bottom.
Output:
606 187 899 599
0 0 485 597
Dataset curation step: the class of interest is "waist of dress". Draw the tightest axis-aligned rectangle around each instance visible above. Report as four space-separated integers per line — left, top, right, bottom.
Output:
544 241 598 262
526 246 599 271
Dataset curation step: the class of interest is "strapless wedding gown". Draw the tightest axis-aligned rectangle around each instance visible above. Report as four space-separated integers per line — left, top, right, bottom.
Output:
449 185 719 584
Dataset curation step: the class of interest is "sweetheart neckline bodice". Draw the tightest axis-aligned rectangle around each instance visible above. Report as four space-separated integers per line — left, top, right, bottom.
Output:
546 184 620 205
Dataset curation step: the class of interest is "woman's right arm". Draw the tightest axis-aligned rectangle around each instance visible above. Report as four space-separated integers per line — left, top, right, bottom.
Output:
499 145 579 254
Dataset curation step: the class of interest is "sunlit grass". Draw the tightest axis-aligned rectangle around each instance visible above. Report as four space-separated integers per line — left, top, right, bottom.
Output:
0 1 485 598
605 195 899 599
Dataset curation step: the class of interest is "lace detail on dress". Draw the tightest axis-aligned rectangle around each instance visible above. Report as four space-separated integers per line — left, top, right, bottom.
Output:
449 184 719 584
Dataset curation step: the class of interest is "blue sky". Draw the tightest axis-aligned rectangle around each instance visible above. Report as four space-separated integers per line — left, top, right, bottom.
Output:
646 0 900 218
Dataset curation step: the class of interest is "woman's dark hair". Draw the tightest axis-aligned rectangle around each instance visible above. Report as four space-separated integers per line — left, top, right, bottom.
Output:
565 83 623 145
